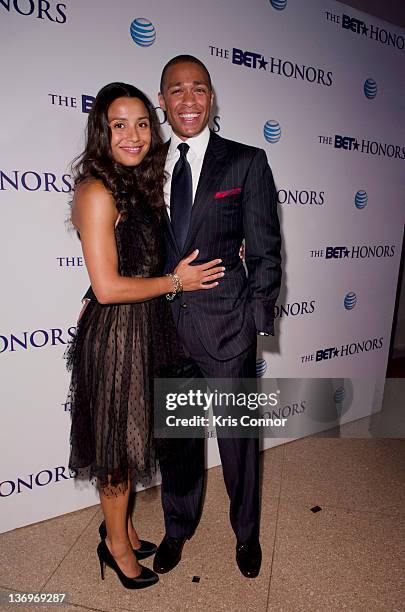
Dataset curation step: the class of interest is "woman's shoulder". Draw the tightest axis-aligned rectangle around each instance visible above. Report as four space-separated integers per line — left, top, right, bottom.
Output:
74 178 112 201
72 179 117 227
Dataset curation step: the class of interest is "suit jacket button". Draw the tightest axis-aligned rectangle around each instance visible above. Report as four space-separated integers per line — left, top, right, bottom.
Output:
180 303 187 309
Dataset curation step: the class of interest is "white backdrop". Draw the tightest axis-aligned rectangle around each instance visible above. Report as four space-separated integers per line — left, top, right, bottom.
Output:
1 0 404 532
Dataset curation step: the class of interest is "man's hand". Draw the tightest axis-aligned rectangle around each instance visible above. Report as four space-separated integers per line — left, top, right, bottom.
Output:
239 242 245 262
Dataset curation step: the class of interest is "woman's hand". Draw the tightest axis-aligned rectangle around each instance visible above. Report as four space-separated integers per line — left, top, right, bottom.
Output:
175 249 225 291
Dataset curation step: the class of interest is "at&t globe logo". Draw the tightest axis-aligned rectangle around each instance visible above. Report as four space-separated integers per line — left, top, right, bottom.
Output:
270 0 287 10
355 190 368 209
344 292 357 310
256 359 267 377
364 78 377 99
130 18 156 47
264 120 281 143
334 387 345 403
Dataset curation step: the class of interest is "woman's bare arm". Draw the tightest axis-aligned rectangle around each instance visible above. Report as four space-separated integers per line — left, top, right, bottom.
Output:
72 180 224 304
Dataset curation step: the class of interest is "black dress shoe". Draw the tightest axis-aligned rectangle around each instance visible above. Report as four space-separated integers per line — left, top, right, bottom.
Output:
97 540 158 589
236 540 262 578
153 536 186 574
98 521 157 560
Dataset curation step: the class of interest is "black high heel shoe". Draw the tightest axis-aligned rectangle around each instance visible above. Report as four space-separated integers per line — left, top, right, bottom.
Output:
98 520 157 560
97 540 159 589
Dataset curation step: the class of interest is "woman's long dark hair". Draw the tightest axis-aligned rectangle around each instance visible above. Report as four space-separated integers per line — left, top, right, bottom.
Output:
71 82 165 217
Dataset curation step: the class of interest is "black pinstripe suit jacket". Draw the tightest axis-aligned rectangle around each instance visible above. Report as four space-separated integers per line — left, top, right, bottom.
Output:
164 130 282 361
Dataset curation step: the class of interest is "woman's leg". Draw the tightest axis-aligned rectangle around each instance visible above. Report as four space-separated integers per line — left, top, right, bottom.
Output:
127 492 142 549
100 485 141 577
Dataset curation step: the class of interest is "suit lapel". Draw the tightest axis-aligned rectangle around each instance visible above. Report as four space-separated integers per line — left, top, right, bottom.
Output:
182 132 228 254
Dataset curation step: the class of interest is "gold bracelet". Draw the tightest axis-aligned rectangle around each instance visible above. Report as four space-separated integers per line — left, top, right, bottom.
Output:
165 272 183 301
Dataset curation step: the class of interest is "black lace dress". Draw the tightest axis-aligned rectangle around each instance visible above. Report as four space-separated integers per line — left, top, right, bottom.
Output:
67 201 184 492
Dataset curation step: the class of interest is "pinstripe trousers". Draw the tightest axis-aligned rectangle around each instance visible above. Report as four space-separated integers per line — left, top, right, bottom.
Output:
159 307 260 544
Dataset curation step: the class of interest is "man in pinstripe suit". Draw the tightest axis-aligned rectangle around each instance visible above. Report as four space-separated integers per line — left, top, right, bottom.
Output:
154 55 282 578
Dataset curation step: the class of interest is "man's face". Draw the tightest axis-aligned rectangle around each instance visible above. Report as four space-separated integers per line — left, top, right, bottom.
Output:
159 62 214 140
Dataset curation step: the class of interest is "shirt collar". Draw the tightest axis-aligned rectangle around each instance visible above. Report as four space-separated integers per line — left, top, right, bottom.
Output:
168 126 210 159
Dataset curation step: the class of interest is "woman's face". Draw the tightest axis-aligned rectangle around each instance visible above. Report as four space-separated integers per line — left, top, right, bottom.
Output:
107 97 152 166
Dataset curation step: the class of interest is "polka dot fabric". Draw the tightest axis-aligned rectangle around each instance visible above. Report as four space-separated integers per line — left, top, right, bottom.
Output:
66 202 185 494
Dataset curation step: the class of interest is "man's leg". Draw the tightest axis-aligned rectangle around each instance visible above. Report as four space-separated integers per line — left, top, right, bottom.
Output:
155 312 260 575
154 310 206 573
197 342 260 545
191 338 262 577
217 436 260 542
159 437 205 539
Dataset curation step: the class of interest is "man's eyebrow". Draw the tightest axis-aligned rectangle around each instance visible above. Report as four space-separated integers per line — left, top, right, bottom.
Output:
167 80 209 88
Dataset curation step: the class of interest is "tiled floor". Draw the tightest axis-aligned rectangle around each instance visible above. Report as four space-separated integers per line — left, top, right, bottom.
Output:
0 429 404 611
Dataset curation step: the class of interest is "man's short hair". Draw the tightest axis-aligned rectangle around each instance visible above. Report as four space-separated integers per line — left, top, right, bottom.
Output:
160 55 212 93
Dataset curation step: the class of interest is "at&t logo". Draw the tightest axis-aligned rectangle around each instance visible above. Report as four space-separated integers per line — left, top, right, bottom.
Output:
355 190 367 209
270 0 287 10
256 359 267 377
364 78 377 99
264 120 281 143
344 292 357 310
130 18 156 47
334 387 345 403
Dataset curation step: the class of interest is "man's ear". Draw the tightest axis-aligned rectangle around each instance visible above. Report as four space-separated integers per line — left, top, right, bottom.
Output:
210 91 214 109
158 92 166 111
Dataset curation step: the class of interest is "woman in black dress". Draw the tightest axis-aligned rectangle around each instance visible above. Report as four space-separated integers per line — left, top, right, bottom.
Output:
67 82 224 589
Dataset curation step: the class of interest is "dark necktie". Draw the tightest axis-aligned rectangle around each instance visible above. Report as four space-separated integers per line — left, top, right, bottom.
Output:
170 142 192 251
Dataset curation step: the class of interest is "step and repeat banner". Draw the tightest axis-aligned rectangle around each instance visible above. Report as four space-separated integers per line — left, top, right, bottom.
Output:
1 0 404 532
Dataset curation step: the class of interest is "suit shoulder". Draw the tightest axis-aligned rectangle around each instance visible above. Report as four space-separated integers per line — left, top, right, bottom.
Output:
213 132 265 160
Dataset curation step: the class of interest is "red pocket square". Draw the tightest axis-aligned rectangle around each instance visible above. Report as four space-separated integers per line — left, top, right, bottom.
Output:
214 188 242 199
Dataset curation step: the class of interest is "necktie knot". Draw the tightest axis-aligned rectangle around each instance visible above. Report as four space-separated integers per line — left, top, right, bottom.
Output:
178 142 190 158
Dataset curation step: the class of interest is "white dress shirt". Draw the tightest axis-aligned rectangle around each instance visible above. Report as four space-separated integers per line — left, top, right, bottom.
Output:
163 126 210 218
